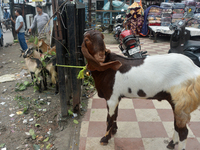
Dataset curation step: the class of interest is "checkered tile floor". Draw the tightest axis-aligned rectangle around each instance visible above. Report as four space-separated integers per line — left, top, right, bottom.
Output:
79 37 200 150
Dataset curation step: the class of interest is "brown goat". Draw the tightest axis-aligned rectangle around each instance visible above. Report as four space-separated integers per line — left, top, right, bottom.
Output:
37 39 56 55
81 30 200 150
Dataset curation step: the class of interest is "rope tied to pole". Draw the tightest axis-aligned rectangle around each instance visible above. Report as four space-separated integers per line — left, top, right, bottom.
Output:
56 64 87 79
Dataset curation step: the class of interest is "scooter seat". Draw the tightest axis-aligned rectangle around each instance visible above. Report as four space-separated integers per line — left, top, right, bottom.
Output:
123 35 137 44
184 40 200 51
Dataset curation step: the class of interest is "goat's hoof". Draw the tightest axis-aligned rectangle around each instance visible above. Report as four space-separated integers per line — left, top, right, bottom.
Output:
100 136 108 145
167 140 177 149
112 128 117 135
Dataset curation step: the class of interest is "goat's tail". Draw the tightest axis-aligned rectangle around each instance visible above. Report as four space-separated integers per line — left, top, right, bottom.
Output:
171 75 200 127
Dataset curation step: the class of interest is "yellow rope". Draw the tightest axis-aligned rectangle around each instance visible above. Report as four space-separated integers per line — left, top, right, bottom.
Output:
56 64 85 69
56 64 87 79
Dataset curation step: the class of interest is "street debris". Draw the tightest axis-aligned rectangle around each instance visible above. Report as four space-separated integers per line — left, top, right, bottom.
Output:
16 111 23 115
23 119 28 124
0 102 5 105
47 128 51 135
35 124 40 127
29 118 34 122
73 113 78 118
25 132 30 136
9 114 15 117
0 74 16 83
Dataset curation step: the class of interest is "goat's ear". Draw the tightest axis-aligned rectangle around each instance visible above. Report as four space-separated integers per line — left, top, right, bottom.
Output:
81 41 122 71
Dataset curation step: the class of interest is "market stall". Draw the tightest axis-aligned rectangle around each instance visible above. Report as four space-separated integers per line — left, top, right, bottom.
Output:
146 0 200 42
149 26 200 42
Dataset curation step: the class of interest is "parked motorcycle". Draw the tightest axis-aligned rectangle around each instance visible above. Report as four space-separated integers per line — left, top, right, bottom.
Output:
113 14 124 42
114 15 147 58
169 18 200 67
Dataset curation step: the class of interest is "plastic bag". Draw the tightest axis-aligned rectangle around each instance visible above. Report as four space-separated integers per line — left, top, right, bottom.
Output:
173 9 184 14
172 13 184 18
103 1 129 10
160 2 173 9
172 3 185 9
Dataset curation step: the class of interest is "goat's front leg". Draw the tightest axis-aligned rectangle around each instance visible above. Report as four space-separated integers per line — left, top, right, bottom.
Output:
167 115 189 150
112 104 118 135
100 98 119 145
30 72 34 83
167 120 179 149
176 123 188 150
42 70 47 90
35 70 42 93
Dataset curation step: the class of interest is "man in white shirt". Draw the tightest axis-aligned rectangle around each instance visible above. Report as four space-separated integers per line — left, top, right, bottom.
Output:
11 9 28 51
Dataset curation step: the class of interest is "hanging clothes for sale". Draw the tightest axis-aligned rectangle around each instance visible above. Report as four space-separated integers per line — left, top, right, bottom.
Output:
126 2 144 35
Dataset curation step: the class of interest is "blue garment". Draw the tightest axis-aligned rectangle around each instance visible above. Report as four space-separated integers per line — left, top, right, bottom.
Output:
18 32 28 51
140 5 161 36
4 12 10 19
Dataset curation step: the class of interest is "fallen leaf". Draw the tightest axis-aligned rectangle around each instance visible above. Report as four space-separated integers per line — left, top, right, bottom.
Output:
46 143 51 149
33 144 40 150
0 143 5 148
73 119 79 124
29 129 36 139
43 137 49 142
68 110 73 115
23 81 29 86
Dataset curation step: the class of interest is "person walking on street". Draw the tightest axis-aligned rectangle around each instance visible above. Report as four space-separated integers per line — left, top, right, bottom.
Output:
28 5 50 45
3 8 10 19
11 9 28 52
3 8 10 30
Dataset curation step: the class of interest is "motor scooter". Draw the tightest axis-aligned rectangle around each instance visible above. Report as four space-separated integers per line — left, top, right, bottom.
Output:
117 16 147 58
113 14 124 42
169 18 200 67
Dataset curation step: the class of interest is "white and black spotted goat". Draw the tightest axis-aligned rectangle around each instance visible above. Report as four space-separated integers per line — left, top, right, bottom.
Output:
81 30 200 150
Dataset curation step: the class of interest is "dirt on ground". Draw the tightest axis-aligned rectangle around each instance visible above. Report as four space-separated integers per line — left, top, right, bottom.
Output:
0 36 95 150
0 32 118 150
